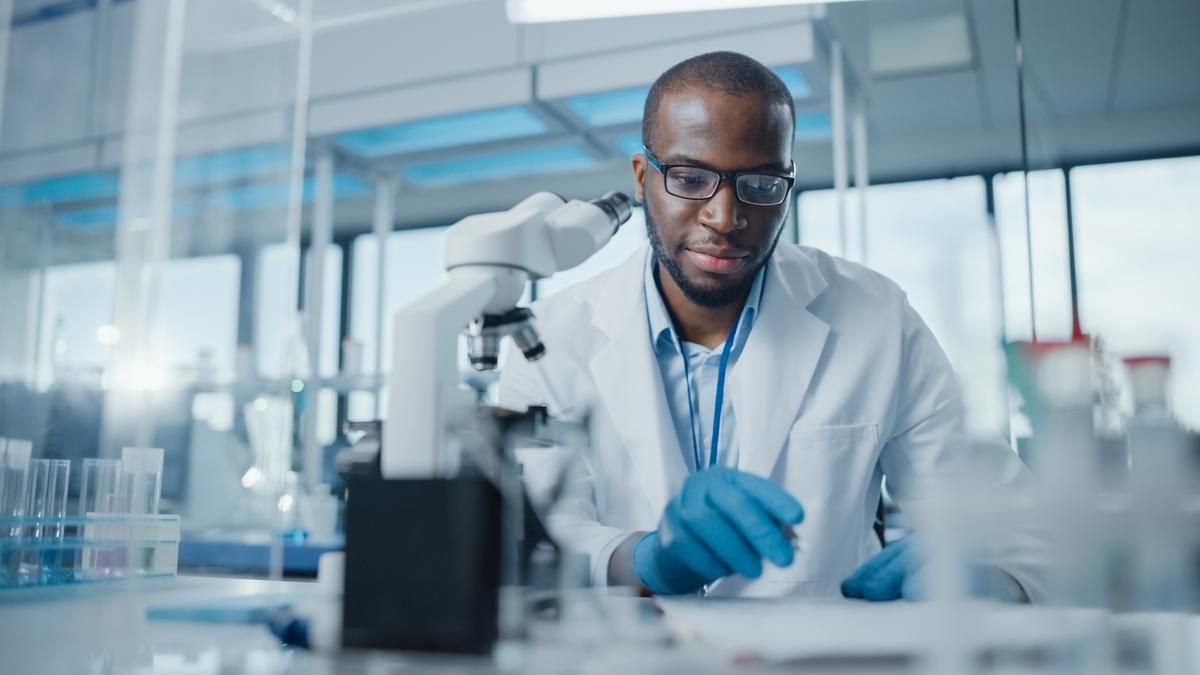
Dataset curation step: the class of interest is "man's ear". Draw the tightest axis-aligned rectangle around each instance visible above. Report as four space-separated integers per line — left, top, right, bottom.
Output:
631 154 648 204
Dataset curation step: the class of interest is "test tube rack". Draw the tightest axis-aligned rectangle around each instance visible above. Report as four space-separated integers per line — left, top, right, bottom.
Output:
0 513 179 589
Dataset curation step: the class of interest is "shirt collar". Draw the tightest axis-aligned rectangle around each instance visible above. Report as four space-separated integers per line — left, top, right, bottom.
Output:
644 249 766 356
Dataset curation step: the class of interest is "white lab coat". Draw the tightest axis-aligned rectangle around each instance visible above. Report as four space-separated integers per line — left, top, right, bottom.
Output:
500 242 1048 601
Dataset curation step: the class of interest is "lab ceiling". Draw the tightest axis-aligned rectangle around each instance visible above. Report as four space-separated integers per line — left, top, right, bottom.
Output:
0 0 1196 258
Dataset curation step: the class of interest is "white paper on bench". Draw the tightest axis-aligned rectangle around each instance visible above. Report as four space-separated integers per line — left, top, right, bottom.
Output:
655 596 1109 663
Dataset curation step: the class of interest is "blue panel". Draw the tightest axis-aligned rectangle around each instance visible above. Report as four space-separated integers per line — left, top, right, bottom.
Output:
335 107 548 158
54 205 117 229
24 172 118 204
566 86 650 128
403 144 596 187
0 185 23 207
614 134 644 158
795 112 832 139
209 173 370 211
12 0 97 28
174 145 292 188
177 536 341 575
772 66 812 98
56 202 198 230
565 67 810 129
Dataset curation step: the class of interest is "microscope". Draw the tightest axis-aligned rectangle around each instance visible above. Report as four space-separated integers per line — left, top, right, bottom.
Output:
341 191 633 654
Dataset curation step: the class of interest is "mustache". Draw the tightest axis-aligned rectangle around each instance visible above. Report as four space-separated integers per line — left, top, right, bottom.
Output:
677 238 755 253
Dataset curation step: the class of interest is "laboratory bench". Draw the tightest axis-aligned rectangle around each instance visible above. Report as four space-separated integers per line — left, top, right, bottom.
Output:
1 574 1197 674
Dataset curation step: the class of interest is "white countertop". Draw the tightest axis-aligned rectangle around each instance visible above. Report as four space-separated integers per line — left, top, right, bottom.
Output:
1 575 1196 675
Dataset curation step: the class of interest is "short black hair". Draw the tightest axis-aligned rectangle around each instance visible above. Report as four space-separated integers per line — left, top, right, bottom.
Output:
641 51 796 151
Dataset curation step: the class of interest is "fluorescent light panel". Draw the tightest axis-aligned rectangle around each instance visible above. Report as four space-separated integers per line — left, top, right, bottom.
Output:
208 174 370 211
403 144 596 187
869 14 973 77
22 172 118 204
794 112 831 139
56 202 198 230
173 145 293 188
336 106 548 158
507 0 863 23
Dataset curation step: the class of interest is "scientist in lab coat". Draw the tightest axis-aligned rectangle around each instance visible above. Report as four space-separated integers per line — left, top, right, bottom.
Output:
500 51 1046 601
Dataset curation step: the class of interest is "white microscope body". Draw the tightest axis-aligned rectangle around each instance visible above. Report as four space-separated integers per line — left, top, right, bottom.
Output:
382 191 632 479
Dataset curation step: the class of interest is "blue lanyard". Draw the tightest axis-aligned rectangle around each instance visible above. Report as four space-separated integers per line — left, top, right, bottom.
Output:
677 318 739 472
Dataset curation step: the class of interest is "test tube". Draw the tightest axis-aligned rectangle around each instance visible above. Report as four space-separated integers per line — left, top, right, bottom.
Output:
120 447 164 515
1 440 32 587
20 460 51 585
43 460 69 583
80 458 122 517
78 458 121 580
121 448 163 578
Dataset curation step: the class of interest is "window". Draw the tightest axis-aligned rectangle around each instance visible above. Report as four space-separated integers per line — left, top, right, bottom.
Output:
152 255 241 378
348 227 449 374
1071 156 1200 429
37 255 240 389
800 178 1008 436
255 243 343 379
992 170 1074 342
36 261 115 390
347 227 449 420
795 189 865 262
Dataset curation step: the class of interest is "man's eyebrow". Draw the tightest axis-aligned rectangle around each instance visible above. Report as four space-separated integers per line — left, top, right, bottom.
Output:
661 154 791 174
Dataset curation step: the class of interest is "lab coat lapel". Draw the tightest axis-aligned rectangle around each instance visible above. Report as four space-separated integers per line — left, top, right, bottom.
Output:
733 247 831 478
588 244 688 511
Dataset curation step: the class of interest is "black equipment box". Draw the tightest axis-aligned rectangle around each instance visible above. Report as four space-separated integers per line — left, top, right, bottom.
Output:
342 476 502 655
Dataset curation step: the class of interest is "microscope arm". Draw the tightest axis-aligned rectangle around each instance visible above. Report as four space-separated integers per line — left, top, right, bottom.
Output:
383 266 522 479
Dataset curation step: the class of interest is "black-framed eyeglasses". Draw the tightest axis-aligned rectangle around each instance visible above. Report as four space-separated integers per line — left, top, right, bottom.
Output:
643 146 795 207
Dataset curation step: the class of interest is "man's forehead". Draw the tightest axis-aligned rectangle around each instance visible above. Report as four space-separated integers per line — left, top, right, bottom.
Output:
653 87 792 167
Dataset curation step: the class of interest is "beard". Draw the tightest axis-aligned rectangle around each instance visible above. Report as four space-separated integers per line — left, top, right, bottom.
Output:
644 204 783 308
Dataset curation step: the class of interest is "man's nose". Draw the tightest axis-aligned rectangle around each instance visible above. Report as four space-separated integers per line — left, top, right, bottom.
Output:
698 181 748 234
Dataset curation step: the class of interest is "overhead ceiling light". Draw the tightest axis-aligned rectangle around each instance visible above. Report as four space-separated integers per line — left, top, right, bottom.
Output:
869 14 973 77
507 0 864 23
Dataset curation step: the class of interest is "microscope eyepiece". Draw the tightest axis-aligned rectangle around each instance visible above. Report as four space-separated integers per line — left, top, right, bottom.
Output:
588 191 634 231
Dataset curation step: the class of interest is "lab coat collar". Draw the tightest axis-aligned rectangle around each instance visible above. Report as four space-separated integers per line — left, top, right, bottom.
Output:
643 249 766 357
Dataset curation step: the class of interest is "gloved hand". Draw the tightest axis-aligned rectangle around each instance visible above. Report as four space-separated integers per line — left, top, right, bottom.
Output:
841 536 1028 602
632 466 804 595
840 536 922 601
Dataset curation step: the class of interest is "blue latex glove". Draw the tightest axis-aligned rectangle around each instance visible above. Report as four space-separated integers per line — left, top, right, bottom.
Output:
841 536 1028 602
840 537 922 601
633 466 805 595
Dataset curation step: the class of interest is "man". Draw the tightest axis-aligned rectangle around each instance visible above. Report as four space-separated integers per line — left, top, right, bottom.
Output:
501 52 1045 600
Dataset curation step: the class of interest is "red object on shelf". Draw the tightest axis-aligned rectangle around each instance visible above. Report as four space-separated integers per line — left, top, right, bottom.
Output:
1122 355 1171 367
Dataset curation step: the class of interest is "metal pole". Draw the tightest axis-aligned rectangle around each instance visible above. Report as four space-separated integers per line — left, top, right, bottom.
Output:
830 40 849 259
1063 168 1083 339
0 0 15 139
282 0 315 316
984 176 1014 444
852 96 870 264
792 192 803 245
302 144 334 492
372 177 395 418
1012 0 1038 341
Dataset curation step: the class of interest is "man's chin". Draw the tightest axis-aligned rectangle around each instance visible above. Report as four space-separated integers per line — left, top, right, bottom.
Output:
677 275 752 308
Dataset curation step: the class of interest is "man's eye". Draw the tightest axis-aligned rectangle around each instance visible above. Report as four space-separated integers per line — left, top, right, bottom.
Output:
671 172 708 186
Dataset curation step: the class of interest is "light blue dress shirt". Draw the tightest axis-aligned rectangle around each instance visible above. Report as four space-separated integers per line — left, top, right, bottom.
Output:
644 252 766 473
